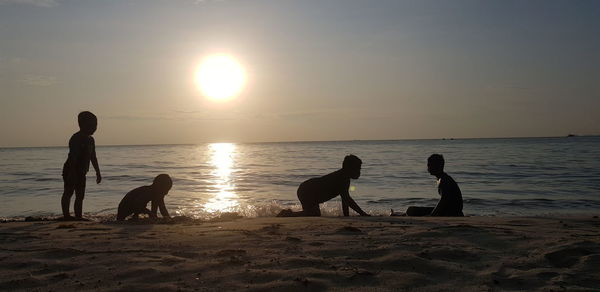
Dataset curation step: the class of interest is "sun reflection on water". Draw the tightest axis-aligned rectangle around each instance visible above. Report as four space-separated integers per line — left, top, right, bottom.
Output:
203 143 239 213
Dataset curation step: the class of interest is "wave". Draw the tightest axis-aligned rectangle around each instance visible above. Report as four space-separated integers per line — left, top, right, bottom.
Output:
2 198 599 223
3 137 600 219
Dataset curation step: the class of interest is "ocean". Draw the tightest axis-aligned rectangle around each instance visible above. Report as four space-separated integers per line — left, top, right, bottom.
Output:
1 137 599 219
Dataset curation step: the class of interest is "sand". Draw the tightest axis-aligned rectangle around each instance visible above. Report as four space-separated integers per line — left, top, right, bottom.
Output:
1 216 600 292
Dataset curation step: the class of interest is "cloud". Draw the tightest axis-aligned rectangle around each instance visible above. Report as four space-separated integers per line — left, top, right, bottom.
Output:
0 0 60 7
172 109 207 115
105 107 398 123
193 0 225 4
500 85 532 91
18 75 57 86
104 114 178 121
104 111 235 122
269 108 397 121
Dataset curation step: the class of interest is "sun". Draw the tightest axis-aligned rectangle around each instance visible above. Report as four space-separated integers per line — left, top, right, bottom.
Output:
195 55 246 101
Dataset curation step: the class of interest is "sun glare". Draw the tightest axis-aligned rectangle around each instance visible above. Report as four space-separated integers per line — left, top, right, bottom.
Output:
203 143 239 213
195 55 246 101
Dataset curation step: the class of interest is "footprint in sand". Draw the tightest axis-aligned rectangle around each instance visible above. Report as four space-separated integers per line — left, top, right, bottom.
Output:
172 251 199 259
336 226 362 234
544 241 600 268
216 249 247 257
260 224 281 235
285 236 302 242
545 247 593 268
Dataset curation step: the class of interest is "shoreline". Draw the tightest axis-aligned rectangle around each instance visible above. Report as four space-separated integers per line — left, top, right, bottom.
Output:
2 211 600 224
2 216 599 291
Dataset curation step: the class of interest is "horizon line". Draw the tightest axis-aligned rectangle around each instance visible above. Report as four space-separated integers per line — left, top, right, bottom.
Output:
1 134 597 149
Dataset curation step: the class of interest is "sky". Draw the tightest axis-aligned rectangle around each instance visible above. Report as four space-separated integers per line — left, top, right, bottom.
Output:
1 0 599 147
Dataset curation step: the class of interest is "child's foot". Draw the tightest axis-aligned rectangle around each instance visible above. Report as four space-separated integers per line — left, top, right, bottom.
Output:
75 217 90 221
59 215 76 221
277 209 293 217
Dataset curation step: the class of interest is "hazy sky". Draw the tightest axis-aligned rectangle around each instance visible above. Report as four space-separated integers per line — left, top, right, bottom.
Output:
1 0 599 147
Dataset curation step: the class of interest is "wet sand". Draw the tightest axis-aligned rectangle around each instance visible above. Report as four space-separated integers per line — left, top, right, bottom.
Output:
1 216 600 291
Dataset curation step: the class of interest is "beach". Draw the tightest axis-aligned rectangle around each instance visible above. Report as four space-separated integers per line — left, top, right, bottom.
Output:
2 216 599 291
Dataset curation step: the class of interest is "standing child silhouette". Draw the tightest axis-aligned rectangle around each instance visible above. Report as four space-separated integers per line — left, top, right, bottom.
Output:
61 111 102 220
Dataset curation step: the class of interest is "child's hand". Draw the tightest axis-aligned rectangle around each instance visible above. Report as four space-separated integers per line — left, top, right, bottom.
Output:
96 173 102 184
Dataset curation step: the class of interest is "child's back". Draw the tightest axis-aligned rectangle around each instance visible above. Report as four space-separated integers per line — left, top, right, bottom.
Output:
62 131 95 178
117 174 172 221
278 155 370 217
117 185 159 219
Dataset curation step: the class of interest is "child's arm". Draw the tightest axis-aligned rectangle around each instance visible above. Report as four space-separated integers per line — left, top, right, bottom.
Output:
340 191 369 216
430 180 460 216
65 135 81 181
150 200 158 218
151 197 171 219
342 199 349 216
430 191 452 216
91 138 101 184
429 199 447 216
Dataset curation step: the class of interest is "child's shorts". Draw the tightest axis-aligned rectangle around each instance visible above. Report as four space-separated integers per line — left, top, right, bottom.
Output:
63 174 86 197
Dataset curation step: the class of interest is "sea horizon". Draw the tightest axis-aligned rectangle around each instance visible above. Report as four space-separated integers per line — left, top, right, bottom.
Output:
2 134 598 149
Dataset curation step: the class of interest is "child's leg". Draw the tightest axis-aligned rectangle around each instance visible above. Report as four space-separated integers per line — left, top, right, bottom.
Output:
116 212 130 221
297 189 321 216
301 203 321 216
406 206 434 216
116 208 132 221
117 203 132 221
73 178 86 219
61 182 75 218
276 201 321 217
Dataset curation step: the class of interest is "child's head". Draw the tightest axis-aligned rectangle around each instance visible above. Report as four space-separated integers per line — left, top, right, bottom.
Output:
427 154 444 175
342 154 362 179
152 174 173 195
78 111 97 135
